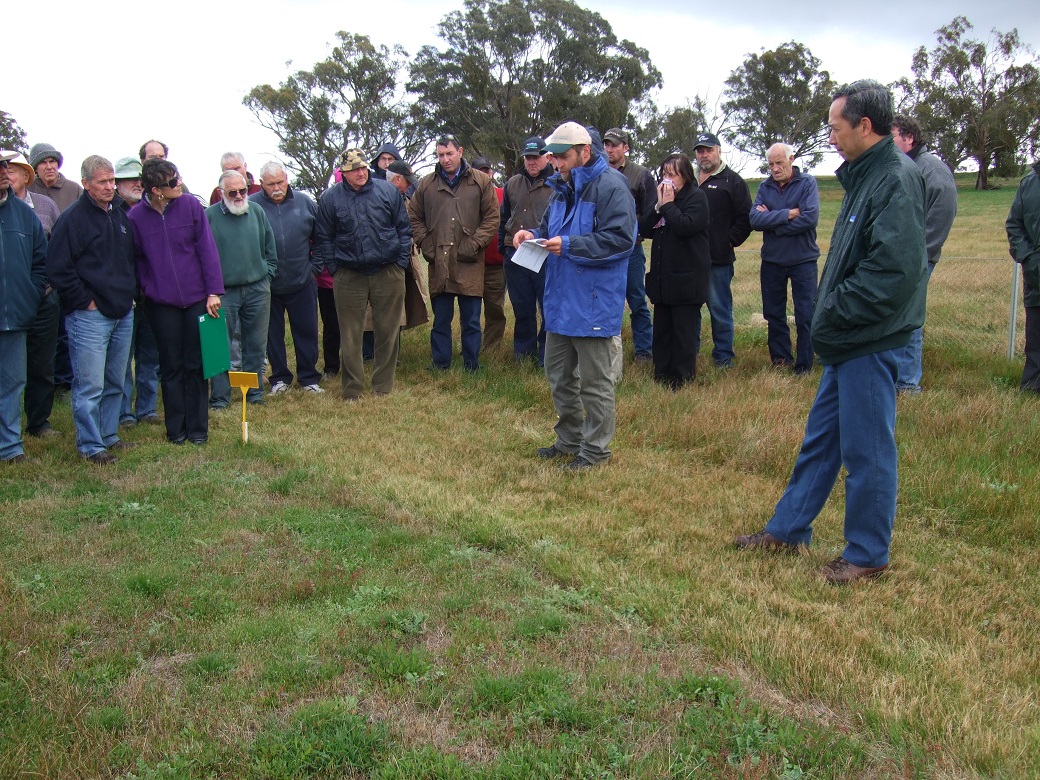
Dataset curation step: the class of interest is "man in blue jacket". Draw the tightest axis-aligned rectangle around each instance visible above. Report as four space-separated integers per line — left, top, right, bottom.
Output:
513 122 636 472
317 149 411 399
750 143 820 374
735 80 927 584
0 151 47 463
46 156 137 465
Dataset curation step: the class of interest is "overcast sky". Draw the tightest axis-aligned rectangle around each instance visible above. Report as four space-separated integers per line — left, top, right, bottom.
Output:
6 0 1037 191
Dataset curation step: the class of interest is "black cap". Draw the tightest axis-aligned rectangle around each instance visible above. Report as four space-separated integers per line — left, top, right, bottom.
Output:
603 128 629 145
386 160 418 186
522 136 546 157
694 132 721 149
471 156 493 172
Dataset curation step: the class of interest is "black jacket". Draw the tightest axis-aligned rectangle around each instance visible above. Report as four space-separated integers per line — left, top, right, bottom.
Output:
639 183 711 306
46 192 135 319
698 165 752 266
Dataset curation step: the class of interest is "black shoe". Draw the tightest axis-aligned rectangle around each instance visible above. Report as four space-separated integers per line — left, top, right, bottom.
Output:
536 443 574 459
562 455 606 472
85 451 117 466
109 440 139 451
28 427 61 438
189 438 207 446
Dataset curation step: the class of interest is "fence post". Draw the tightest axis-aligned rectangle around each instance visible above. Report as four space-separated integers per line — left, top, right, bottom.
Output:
1009 263 1020 360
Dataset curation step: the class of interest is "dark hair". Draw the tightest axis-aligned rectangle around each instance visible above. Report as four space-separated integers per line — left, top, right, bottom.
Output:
892 113 924 147
138 139 169 162
658 153 696 187
141 158 178 193
833 80 894 136
435 134 462 151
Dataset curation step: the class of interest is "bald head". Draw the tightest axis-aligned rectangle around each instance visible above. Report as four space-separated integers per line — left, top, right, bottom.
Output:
766 143 795 185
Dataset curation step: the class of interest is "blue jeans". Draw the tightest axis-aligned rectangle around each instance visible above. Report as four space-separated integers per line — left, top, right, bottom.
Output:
121 307 160 423
894 261 935 391
431 293 481 370
0 330 28 460
765 349 899 568
210 278 271 406
504 251 546 364
697 264 735 366
66 308 134 456
761 259 818 372
626 243 653 357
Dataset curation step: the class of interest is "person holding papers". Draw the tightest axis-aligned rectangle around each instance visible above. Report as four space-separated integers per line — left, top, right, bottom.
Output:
128 159 223 446
512 122 636 472
638 153 710 389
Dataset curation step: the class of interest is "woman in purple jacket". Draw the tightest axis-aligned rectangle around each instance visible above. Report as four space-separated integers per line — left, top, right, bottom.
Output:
128 159 224 445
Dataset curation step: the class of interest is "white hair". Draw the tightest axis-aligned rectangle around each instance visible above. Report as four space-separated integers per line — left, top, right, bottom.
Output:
260 161 286 180
218 170 246 190
767 142 795 159
220 151 245 169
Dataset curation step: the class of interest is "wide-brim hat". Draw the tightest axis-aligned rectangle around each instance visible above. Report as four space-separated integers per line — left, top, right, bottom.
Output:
1 150 35 186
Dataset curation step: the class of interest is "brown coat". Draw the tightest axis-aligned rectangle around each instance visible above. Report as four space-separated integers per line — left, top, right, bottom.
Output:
408 163 500 297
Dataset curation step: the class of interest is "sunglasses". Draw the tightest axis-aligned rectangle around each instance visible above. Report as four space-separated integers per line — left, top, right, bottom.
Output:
0 160 9 168
224 188 248 198
162 176 180 189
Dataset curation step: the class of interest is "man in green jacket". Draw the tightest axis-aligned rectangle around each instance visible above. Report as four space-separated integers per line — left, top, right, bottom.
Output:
1006 160 1040 394
735 80 927 584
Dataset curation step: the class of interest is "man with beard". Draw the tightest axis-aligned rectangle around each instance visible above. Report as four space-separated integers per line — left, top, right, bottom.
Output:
251 161 323 395
3 152 61 440
0 150 47 463
28 142 83 213
46 156 137 465
208 152 261 205
113 157 161 427
512 122 636 472
408 135 499 371
205 171 276 407
694 132 752 368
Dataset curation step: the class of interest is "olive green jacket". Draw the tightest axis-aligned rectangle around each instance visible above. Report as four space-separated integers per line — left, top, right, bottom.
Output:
811 136 928 365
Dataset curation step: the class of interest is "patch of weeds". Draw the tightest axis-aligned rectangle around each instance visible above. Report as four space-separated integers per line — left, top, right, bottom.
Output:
187 653 235 678
248 699 387 779
355 640 435 684
13 571 49 595
118 501 158 518
261 656 341 690
471 667 599 733
177 588 235 622
449 545 491 562
384 609 427 636
512 607 567 640
126 572 175 598
267 469 314 497
372 746 475 779
84 705 128 733
543 585 595 612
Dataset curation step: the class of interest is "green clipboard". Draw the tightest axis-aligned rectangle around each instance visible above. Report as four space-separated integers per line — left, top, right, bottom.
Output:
199 310 231 379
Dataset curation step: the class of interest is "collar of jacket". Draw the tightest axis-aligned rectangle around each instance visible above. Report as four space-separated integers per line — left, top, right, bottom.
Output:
835 135 893 190
437 158 469 187
81 190 113 214
524 163 553 184
259 186 295 203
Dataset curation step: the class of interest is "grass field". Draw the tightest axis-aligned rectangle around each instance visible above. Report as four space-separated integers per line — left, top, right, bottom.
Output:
1 173 1037 779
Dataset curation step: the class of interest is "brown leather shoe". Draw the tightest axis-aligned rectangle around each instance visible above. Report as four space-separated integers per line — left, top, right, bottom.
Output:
734 529 801 552
109 440 139 451
85 451 118 466
3 453 28 464
820 556 887 584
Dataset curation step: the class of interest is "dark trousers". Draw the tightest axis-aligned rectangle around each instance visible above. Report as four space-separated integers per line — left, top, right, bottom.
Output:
146 299 209 443
25 289 60 434
652 303 700 389
317 285 340 375
1024 306 1040 392
761 259 818 372
431 293 482 370
505 254 546 364
268 278 321 387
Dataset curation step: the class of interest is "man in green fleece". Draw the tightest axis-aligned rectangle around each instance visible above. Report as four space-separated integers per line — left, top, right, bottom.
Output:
205 171 276 407
735 80 927 584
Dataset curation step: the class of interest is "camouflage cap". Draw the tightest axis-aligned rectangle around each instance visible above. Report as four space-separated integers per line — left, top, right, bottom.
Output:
338 148 369 172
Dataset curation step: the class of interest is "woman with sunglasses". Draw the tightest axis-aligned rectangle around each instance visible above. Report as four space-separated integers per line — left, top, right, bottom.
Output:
127 159 224 444
638 153 711 390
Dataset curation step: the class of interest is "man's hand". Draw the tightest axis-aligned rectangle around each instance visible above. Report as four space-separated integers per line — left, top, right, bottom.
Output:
788 207 801 220
755 204 769 213
542 236 563 255
86 300 97 311
513 230 535 249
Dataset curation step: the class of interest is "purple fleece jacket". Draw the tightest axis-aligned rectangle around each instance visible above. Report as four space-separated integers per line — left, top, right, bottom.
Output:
127 194 224 308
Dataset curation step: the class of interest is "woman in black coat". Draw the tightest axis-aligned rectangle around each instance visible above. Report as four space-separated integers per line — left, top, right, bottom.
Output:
638 153 711 389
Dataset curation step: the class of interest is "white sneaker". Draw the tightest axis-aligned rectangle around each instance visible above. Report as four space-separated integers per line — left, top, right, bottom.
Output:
270 381 290 395
302 384 325 394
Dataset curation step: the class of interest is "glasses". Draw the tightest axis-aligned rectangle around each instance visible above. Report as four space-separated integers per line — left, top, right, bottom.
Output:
224 188 248 198
162 176 180 189
0 160 9 169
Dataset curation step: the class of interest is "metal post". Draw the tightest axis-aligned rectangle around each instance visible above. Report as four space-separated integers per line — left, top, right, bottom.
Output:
1009 263 1020 360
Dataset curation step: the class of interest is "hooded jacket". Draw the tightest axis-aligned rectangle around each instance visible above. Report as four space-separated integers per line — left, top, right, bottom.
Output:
127 194 224 309
370 143 402 181
408 159 499 297
0 192 47 331
1007 161 1040 307
811 136 927 365
531 149 636 337
46 191 136 319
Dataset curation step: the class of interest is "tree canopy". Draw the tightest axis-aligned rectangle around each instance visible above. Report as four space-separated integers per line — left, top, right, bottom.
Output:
407 0 662 176
897 16 1040 189
1 110 28 154
721 42 834 171
243 32 423 194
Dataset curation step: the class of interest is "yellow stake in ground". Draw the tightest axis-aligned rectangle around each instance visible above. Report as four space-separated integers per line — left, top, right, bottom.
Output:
228 371 260 443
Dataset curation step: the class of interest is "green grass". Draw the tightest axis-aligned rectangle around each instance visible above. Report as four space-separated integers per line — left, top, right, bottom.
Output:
2 177 1038 778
